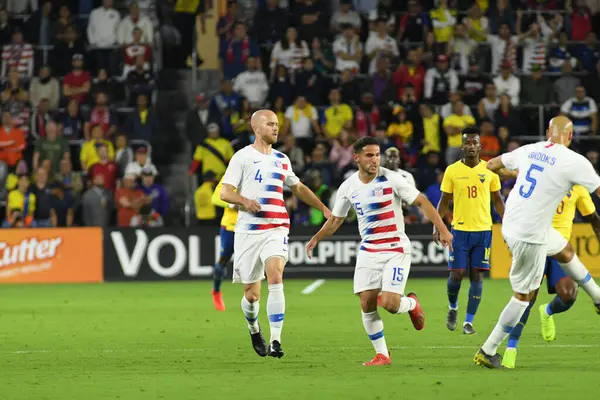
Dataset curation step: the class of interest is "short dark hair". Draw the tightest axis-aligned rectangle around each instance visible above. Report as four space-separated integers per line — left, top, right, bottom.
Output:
353 136 380 153
462 126 480 136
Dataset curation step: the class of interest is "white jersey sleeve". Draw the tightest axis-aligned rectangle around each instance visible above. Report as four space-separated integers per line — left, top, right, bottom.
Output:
388 171 420 205
282 154 300 187
332 180 352 218
222 151 244 189
573 153 600 193
501 145 528 170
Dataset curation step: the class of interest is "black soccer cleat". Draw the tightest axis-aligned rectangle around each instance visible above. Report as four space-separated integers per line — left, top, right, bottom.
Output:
250 325 268 357
446 309 458 331
473 349 505 369
267 340 284 358
463 322 476 335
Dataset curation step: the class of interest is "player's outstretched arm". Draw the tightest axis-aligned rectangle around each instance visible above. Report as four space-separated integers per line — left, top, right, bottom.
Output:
291 182 332 219
487 155 518 179
306 216 345 259
220 183 260 213
413 193 453 251
433 192 452 242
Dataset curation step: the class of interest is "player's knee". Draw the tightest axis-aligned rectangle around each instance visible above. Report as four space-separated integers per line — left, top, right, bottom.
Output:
514 292 534 302
380 296 399 314
450 270 464 283
553 243 575 263
557 278 578 304
244 292 260 303
470 269 484 282
360 294 378 313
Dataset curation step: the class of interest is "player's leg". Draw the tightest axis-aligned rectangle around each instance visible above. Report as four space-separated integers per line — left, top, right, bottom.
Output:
378 252 424 330
474 237 543 369
359 288 392 366
212 227 234 311
463 231 491 334
538 261 577 342
502 289 538 369
447 230 467 331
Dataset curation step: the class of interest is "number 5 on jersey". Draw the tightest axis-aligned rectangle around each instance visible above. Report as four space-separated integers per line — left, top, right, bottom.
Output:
519 164 544 199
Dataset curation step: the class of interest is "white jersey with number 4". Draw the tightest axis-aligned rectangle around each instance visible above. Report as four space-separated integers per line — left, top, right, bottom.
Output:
332 168 420 253
502 141 600 244
222 145 300 234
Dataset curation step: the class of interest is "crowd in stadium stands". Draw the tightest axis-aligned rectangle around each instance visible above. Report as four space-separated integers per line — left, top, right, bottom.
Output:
0 0 168 229
190 0 600 227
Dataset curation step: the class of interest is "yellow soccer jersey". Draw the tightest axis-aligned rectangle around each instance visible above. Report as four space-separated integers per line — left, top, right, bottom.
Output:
553 185 596 240
441 160 501 231
211 177 238 232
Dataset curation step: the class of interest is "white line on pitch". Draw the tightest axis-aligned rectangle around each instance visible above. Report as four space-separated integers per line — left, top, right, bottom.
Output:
301 279 326 294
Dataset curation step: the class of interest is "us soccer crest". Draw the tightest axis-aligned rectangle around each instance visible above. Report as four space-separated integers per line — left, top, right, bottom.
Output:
275 160 283 169
373 187 384 197
478 174 486 183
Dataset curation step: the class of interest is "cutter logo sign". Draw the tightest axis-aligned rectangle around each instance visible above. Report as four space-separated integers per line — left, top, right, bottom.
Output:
0 237 63 276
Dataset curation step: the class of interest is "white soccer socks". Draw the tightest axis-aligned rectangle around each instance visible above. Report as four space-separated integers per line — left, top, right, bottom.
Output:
395 295 417 314
241 296 260 334
267 283 285 343
362 310 389 357
482 296 529 356
559 254 600 304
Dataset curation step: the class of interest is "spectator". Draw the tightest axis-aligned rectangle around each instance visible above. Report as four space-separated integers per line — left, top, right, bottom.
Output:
82 173 113 227
33 121 69 175
487 22 517 75
293 0 328 43
185 93 217 149
584 60 600 103
420 104 441 155
273 96 286 128
322 88 353 140
517 12 561 74
233 56 269 108
80 124 115 171
302 169 331 226
561 85 598 137
0 110 25 170
570 2 593 42
5 88 31 140
305 143 334 186
450 23 477 75
216 0 240 44
479 118 500 161
548 32 576 73
2 209 26 228
29 167 53 227
122 28 152 78
478 83 500 121
84 92 118 140
424 54 459 105
497 125 512 151
29 65 60 110
25 1 52 46
253 0 289 45
268 64 294 107
331 0 361 34
430 0 456 51
284 96 321 152
493 61 520 106
126 56 156 105
63 54 91 105
6 0 37 16
138 167 169 217
520 63 553 105
397 0 428 44
338 68 361 106
49 182 74 227
487 0 515 34
365 18 399 75
130 203 164 227
329 129 355 174
463 4 488 43
364 57 395 108
311 37 335 74
6 174 35 226
194 170 217 226
441 91 472 119
124 146 157 177
219 21 260 80
494 94 522 137
270 27 309 78
188 122 234 180
387 105 413 150
0 10 11 48
294 58 326 106
115 132 134 176
123 94 159 142
53 25 85 77
53 5 76 44
424 169 443 207
115 174 145 227
333 24 363 73
393 49 425 101
354 92 380 137
277 134 305 172
89 143 119 193
55 159 83 201
443 101 476 164
417 151 442 189
59 99 84 140
91 68 118 103
398 84 419 116
87 0 121 72
373 122 395 153
1 30 34 78
117 2 154 45
554 62 581 106
460 60 489 107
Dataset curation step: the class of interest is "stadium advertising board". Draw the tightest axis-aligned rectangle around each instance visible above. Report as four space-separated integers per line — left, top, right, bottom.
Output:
0 227 103 283
103 226 450 281
490 223 600 278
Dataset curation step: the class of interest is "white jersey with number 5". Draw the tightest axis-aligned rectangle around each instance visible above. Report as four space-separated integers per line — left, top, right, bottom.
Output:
222 146 300 234
502 141 600 244
332 168 420 253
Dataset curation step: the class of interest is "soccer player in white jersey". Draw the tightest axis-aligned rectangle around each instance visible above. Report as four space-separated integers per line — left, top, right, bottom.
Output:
305 137 453 366
220 109 330 359
475 116 600 369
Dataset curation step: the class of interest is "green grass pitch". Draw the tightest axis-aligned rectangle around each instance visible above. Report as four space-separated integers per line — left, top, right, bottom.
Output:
0 279 598 400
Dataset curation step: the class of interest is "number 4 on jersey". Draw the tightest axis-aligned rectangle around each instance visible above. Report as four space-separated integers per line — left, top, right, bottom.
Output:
254 170 263 183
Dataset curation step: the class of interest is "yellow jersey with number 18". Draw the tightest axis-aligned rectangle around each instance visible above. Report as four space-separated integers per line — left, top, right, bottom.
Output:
211 177 238 232
553 185 596 241
440 160 501 232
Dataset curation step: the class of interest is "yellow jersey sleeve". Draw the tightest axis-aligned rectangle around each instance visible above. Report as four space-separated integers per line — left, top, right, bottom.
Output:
29 193 36 215
464 115 476 126
440 165 454 193
211 178 231 208
193 145 203 162
108 142 115 160
490 173 501 192
7 190 20 211
575 185 596 217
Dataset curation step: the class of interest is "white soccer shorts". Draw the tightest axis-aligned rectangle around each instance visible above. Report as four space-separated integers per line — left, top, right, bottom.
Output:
353 251 411 295
232 229 289 284
504 228 568 294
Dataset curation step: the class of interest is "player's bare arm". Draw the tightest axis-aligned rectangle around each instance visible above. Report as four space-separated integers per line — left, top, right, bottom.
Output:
433 191 452 242
220 183 261 213
290 182 332 219
584 211 600 242
413 193 453 250
486 155 518 179
491 190 505 219
305 216 345 258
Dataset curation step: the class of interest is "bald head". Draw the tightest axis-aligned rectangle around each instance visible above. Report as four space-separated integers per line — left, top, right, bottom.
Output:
251 109 279 146
251 109 277 129
547 116 573 146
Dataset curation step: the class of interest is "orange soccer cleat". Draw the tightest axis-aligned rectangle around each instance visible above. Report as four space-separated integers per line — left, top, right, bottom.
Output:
363 353 392 366
212 290 226 311
407 293 424 330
